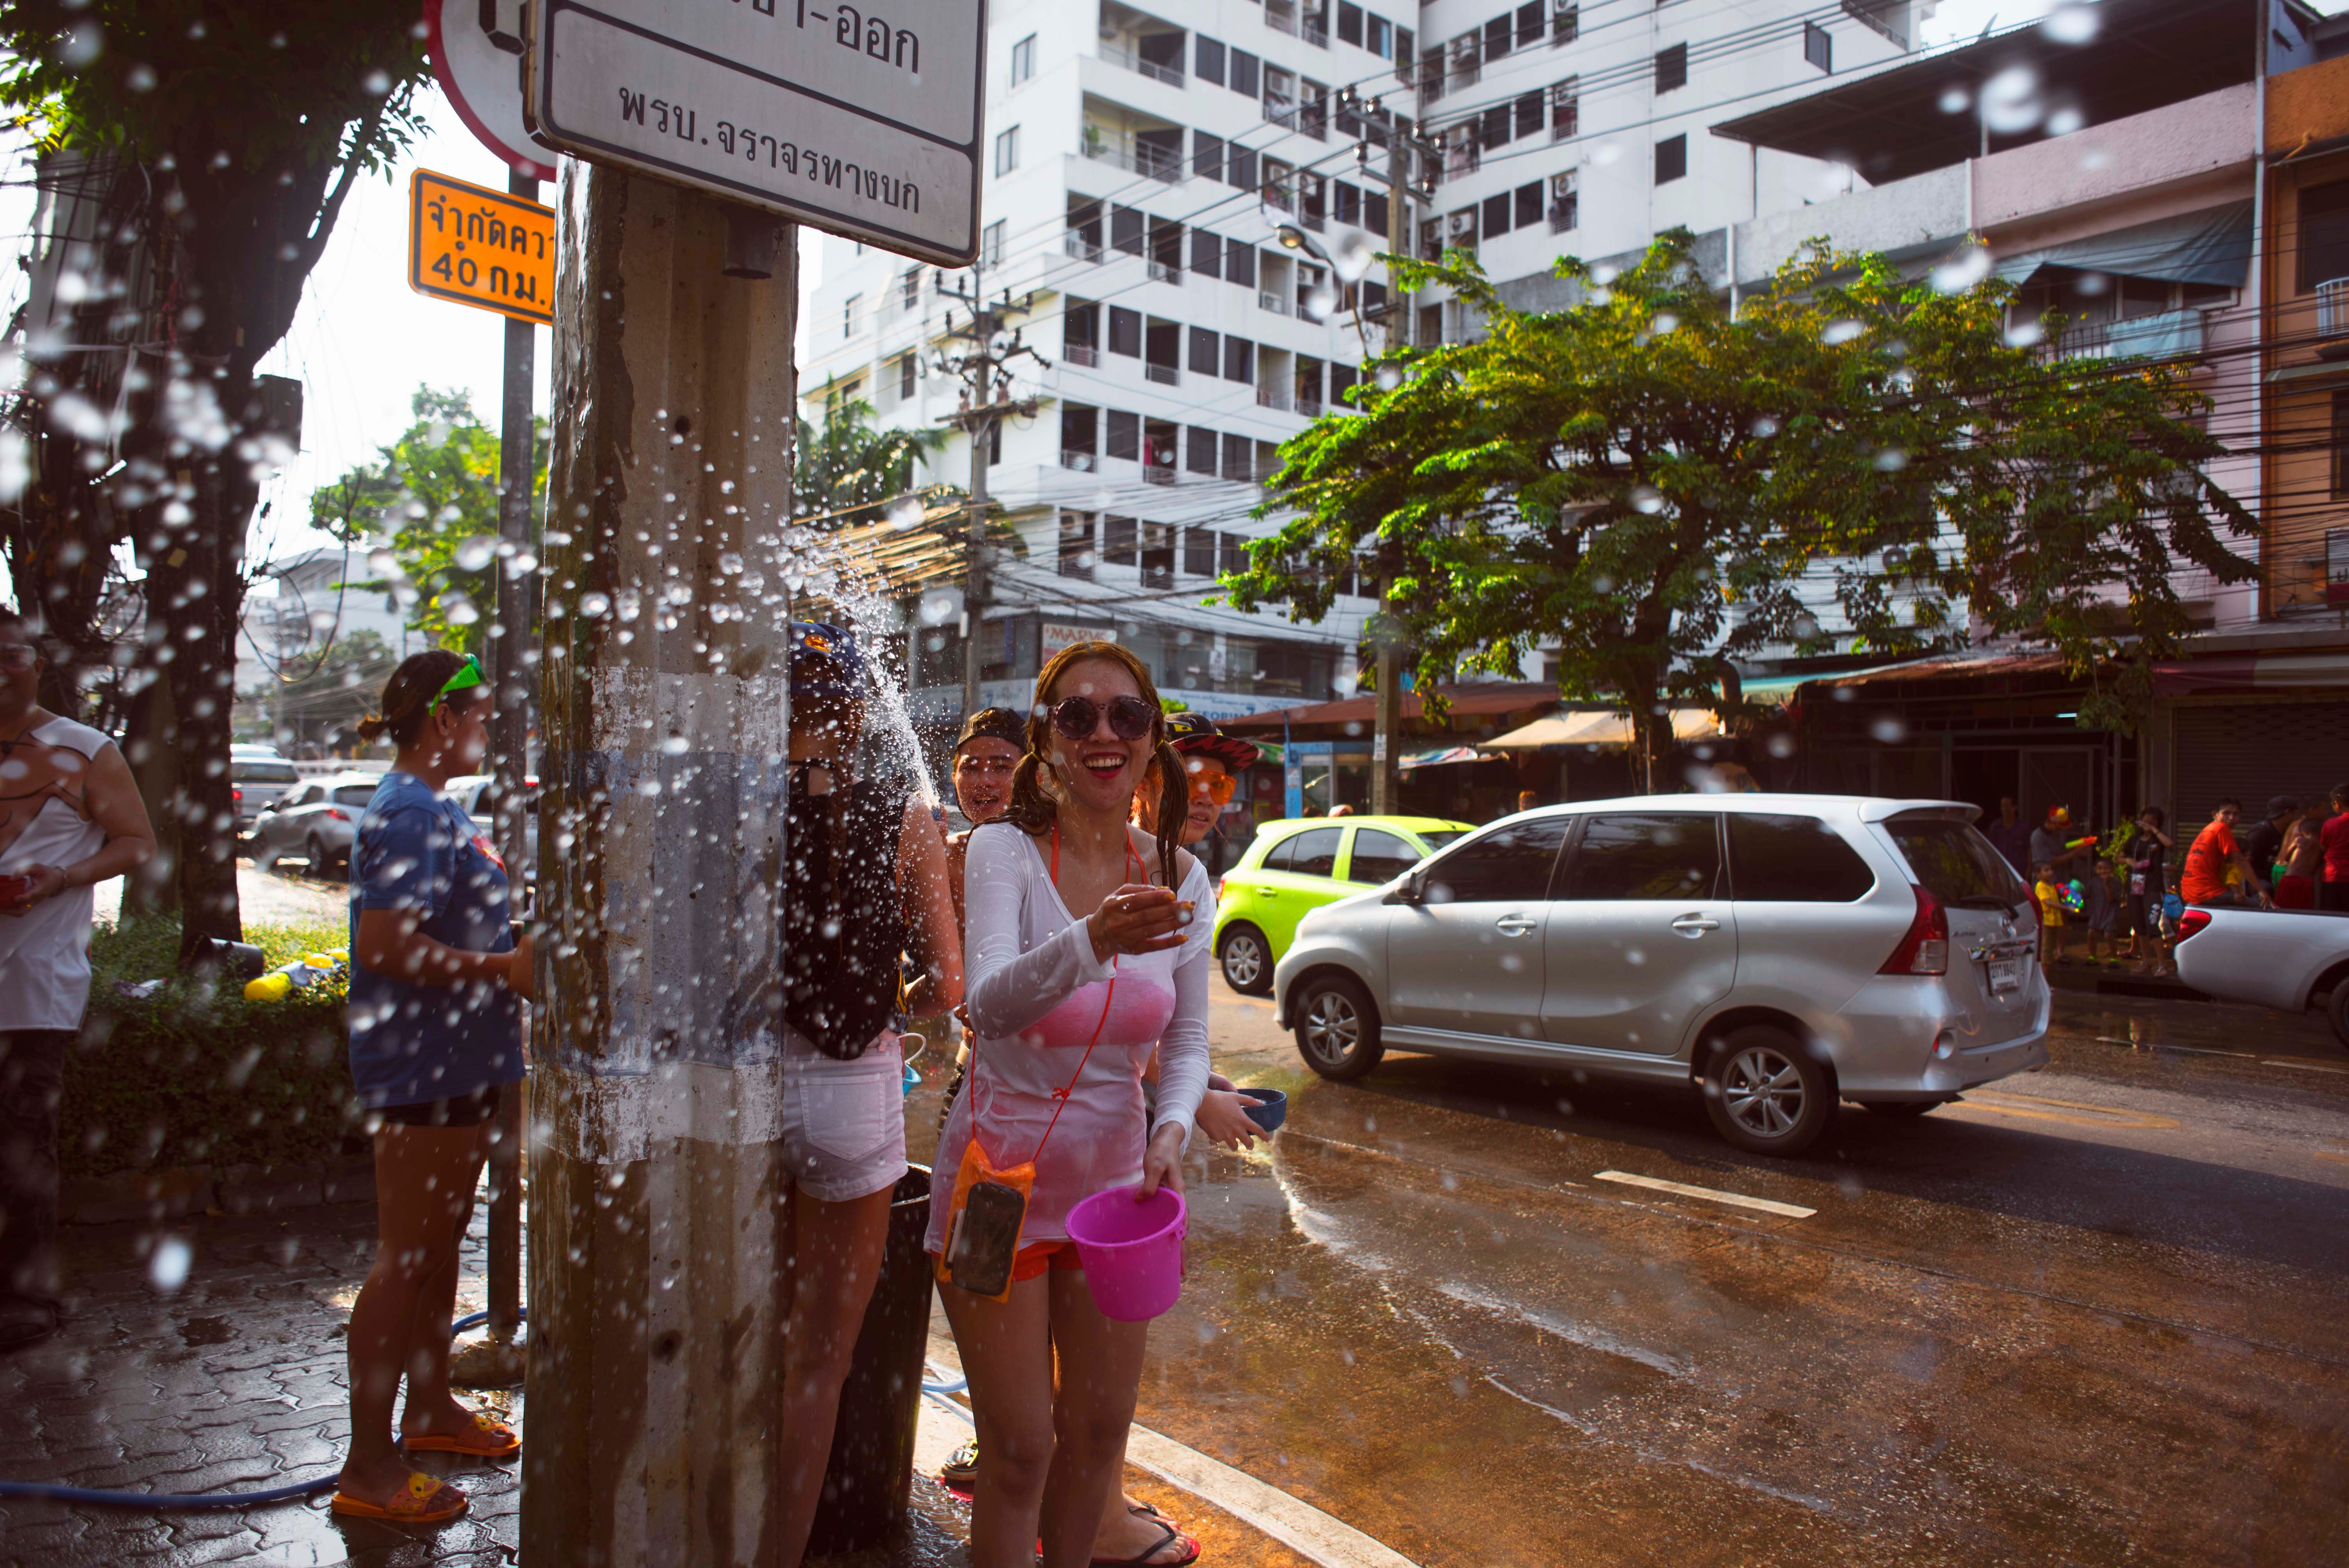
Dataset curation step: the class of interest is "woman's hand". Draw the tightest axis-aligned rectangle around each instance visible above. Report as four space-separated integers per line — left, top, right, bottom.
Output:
506 931 536 1001
0 863 66 917
1194 1089 1264 1152
1136 1121 1188 1199
1087 883 1191 964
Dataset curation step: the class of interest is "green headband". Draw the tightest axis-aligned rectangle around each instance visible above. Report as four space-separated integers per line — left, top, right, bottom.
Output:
435 654 485 712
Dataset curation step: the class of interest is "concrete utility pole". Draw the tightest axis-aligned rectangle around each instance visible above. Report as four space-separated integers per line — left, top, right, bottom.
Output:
485 165 540 1372
1365 105 1433 817
525 163 799 1566
933 273 1045 715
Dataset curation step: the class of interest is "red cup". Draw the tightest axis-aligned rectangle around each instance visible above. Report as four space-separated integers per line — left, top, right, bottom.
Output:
0 874 30 907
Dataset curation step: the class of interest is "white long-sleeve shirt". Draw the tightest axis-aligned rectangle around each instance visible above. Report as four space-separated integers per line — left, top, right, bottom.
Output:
925 818 1212 1250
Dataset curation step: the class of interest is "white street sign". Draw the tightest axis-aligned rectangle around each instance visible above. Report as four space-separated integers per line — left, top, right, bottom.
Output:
426 0 559 181
526 0 986 267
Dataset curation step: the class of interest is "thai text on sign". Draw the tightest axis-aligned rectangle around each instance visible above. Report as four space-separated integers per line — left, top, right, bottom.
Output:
407 169 556 325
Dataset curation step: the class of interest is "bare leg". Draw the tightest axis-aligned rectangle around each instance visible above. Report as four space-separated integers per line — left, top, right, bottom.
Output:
397 1144 487 1440
1091 1424 1194 1564
772 1179 896 1568
1040 1269 1154 1568
339 1122 487 1507
939 1271 1058 1568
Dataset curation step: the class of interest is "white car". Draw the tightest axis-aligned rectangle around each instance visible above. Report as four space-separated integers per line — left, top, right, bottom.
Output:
229 751 301 836
2172 904 2349 1046
443 773 539 885
1273 795 2051 1156
251 772 383 874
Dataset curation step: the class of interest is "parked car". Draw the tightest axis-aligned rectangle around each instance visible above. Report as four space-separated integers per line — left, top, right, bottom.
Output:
1273 795 2051 1156
1213 815 1472 995
443 773 540 885
2172 904 2349 1046
229 751 301 836
252 772 383 875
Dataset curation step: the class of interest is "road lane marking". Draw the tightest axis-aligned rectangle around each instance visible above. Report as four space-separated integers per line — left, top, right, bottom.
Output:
2264 1059 2349 1074
925 1345 1423 1568
2093 1037 2238 1057
1956 1091 2181 1131
1593 1170 1816 1218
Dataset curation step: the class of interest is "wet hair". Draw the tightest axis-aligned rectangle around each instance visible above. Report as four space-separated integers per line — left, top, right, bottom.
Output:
1003 639 1186 889
354 649 483 747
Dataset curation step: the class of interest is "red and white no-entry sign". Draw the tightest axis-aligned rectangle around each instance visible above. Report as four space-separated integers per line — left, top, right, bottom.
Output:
425 0 560 182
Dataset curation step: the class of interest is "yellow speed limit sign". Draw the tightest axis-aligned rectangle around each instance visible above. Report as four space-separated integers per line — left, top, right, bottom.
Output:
408 169 554 325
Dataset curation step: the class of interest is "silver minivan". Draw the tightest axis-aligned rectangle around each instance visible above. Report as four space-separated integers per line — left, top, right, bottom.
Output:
1273 796 2051 1156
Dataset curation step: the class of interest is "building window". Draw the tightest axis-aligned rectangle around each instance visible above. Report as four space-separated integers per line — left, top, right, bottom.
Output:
1111 205 1145 255
1549 169 1578 233
1552 1 1576 45
1186 426 1217 475
1221 432 1255 482
1109 306 1141 356
1656 133 1687 184
1230 47 1260 98
1479 102 1510 151
1141 522 1176 585
1481 191 1511 239
1105 413 1140 463
1189 326 1219 373
1513 89 1543 140
2335 390 2349 499
982 219 1005 267
994 125 1019 175
1011 33 1035 84
1483 14 1512 62
1551 79 1578 139
1059 511 1097 576
1514 1 1543 46
1514 180 1542 230
1369 15 1392 57
1193 130 1225 182
1226 145 1258 191
842 294 861 339
1225 240 1256 289
1196 34 1226 86
898 353 916 401
1338 2 1363 46
1103 516 1138 565
1655 42 1686 93
1219 526 1250 572
1061 405 1099 469
1184 526 1217 574
1222 337 1254 383
2304 179 2349 293
1803 20 1832 73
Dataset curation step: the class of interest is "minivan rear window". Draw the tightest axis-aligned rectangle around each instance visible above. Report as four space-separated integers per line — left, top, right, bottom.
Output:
231 761 300 784
333 784 380 807
1887 818 2030 910
1729 814 1875 902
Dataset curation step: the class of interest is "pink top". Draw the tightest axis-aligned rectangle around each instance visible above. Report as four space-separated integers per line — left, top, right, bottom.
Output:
926 820 1212 1250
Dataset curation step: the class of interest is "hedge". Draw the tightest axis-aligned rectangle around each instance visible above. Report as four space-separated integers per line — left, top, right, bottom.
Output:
63 915 366 1181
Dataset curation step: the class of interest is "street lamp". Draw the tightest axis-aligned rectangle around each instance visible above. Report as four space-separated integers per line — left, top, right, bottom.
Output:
1271 221 1372 353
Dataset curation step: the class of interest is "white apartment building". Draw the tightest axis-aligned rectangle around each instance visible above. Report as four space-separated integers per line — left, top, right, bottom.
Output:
800 0 1936 727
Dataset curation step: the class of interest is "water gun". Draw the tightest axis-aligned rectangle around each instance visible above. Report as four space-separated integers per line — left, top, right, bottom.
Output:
2061 878 2087 914
243 951 349 1002
2064 833 2099 853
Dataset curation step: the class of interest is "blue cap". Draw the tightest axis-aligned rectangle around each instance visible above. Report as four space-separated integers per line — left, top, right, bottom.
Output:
788 622 866 704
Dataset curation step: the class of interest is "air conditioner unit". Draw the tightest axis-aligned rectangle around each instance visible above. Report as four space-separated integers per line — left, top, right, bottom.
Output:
1551 172 1577 197
1447 212 1476 237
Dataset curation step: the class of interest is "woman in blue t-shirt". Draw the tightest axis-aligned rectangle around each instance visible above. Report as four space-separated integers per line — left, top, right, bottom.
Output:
333 650 532 1526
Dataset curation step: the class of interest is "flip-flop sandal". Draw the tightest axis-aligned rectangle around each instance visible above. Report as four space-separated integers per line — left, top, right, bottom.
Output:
1092 1518 1199 1568
937 1438 978 1496
402 1409 521 1459
1129 1500 1178 1526
330 1470 471 1524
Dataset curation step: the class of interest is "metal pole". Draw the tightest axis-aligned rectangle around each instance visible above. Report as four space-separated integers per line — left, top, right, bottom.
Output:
525 164 799 1565
1370 119 1410 816
485 166 539 1367
960 405 990 714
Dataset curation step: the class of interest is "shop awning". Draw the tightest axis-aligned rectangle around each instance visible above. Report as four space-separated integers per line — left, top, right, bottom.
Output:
1398 745 1484 770
1479 708 1725 750
1992 199 2255 290
2153 651 2349 694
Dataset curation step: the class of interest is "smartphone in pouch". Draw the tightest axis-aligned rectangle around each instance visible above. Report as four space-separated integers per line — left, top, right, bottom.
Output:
946 1179 1028 1296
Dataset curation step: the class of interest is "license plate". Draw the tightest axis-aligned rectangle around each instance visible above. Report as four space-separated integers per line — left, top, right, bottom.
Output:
1987 954 2027 996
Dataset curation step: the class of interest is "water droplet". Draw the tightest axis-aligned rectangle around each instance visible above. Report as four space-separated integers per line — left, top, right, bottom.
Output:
2043 4 2099 44
1822 319 1864 346
1979 66 2043 135
149 1235 191 1293
1931 247 1990 294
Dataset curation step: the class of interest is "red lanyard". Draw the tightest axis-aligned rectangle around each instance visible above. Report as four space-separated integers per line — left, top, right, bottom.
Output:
1029 824 1142 1163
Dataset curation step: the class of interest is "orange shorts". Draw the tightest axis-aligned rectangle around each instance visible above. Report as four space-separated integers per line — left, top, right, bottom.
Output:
1010 1239 1084 1283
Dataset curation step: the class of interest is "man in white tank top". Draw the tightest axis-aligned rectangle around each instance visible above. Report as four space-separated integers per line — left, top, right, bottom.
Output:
0 611 155 1350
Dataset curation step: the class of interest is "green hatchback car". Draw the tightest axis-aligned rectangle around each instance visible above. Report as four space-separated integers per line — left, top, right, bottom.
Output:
1213 815 1473 994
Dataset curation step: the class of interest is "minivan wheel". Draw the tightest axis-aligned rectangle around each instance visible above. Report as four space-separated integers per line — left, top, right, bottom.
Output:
1218 924 1273 996
2326 983 2349 1052
1294 973 1384 1082
1701 1026 1834 1156
305 834 338 877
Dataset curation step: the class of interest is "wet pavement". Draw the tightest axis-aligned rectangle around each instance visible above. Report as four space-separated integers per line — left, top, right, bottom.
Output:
5 985 2343 1564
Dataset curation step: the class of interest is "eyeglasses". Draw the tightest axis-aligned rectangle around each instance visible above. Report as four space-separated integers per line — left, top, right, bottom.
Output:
437 655 486 711
0 643 36 670
1050 694 1156 743
1187 771 1237 804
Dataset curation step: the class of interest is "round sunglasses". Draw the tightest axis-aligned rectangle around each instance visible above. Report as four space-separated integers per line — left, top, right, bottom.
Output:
1049 694 1157 742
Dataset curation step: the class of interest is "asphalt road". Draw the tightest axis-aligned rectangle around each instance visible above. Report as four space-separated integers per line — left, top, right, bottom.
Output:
911 983 2349 1567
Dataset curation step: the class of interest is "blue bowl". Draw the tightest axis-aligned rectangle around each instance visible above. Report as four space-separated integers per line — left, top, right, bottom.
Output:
1240 1087 1287 1133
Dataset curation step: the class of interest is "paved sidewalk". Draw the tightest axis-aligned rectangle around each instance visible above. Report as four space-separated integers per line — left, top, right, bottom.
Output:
0 1197 522 1566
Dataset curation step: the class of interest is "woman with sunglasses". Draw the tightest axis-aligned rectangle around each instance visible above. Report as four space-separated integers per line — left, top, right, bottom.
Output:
932 640 1212 1568
335 650 531 1526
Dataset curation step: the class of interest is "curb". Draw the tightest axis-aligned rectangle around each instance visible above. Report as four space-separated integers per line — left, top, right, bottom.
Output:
61 1155 375 1226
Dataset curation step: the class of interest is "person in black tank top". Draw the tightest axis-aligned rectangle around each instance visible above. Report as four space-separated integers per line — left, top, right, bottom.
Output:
772 623 961 1568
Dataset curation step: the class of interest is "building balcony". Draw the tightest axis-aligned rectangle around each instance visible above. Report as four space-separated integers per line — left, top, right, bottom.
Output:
1143 465 1177 486
1064 232 1105 264
1145 363 1180 385
2319 278 2349 350
1256 385 1290 411
1081 141 1181 183
2039 309 2207 363
1064 343 1100 367
1098 43 1184 89
1147 258 1182 284
1258 290 1290 315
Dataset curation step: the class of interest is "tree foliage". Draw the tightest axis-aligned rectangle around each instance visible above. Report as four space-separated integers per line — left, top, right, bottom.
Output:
1224 232 2258 789
0 0 433 950
313 387 547 659
792 380 947 525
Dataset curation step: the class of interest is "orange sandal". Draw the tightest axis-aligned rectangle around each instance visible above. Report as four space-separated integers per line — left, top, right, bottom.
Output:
401 1409 522 1459
330 1470 471 1524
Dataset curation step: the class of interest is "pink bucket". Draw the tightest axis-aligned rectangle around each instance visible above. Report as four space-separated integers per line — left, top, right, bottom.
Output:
1065 1188 1187 1322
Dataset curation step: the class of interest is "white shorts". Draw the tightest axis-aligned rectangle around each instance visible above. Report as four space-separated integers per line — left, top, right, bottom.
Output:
778 1035 907 1203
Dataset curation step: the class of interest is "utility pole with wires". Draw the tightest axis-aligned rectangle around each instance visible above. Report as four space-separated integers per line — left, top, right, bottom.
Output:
930 269 1048 714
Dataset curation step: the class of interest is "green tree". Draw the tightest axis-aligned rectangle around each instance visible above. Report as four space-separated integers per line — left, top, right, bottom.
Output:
1224 233 2258 791
313 387 547 657
793 380 946 525
1 1 431 952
